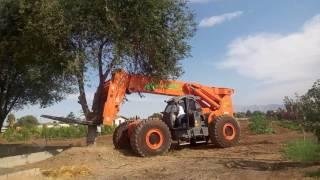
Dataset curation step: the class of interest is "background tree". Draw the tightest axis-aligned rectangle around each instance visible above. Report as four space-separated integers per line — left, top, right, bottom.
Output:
15 115 39 128
148 113 163 120
283 95 302 120
283 79 320 142
6 113 15 128
0 0 76 131
66 112 76 119
246 110 252 117
300 80 320 142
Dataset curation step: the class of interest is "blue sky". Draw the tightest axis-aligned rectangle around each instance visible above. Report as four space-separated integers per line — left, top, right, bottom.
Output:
15 0 320 122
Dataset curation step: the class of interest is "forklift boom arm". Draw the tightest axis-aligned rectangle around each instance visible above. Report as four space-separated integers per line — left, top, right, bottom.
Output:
102 70 234 125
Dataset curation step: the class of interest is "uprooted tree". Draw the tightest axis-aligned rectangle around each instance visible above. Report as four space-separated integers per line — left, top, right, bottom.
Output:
60 0 196 144
0 0 76 131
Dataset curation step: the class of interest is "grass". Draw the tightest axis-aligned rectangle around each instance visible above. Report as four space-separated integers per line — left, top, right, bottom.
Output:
305 169 320 178
283 139 320 162
278 120 301 131
249 115 273 134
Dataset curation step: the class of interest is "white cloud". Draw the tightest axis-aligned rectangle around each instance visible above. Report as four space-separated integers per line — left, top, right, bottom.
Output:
220 14 320 104
199 11 243 28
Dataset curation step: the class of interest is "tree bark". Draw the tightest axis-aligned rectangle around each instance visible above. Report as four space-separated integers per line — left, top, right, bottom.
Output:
86 125 97 145
0 113 5 133
74 52 97 145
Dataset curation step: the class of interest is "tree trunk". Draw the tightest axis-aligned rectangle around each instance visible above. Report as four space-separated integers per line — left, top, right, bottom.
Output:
87 125 97 145
74 53 97 146
0 113 5 133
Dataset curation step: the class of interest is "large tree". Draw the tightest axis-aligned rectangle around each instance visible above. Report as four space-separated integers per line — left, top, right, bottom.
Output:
61 0 195 124
60 0 196 144
0 0 76 130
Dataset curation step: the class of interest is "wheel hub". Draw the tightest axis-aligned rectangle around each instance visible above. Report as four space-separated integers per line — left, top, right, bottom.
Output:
223 123 236 140
145 129 163 149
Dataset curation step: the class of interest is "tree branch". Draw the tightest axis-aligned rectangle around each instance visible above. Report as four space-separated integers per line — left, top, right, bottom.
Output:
75 52 91 118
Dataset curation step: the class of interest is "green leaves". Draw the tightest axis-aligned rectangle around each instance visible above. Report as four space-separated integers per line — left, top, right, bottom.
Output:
249 115 274 134
0 0 76 128
284 79 320 142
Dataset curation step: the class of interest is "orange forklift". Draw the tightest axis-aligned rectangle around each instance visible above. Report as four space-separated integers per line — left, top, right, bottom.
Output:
43 70 240 157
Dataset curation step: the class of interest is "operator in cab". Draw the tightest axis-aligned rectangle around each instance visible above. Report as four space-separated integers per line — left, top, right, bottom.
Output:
176 103 186 127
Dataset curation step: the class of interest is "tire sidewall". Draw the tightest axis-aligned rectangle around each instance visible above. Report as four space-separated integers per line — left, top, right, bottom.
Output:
113 121 131 149
131 120 171 156
209 116 240 147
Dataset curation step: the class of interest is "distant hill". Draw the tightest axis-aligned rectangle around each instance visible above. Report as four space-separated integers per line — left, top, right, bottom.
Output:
234 104 284 112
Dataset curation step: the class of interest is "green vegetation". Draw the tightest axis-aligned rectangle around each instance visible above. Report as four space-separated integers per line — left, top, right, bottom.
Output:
277 120 301 131
0 0 76 131
249 115 273 134
1 128 34 142
283 139 320 162
305 169 320 178
101 126 116 135
283 80 320 142
1 125 115 142
42 126 87 139
15 115 39 128
0 0 196 135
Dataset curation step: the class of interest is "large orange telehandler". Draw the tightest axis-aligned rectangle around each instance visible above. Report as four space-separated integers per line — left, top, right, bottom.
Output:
43 70 240 157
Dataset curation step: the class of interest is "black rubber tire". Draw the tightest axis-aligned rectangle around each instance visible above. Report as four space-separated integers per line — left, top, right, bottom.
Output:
208 115 240 148
113 121 131 149
130 119 171 157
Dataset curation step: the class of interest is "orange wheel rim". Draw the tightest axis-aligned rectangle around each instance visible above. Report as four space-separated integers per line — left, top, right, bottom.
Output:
223 123 236 140
145 128 164 150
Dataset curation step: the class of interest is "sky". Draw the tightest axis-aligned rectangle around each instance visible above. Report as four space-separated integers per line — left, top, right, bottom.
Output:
14 0 320 122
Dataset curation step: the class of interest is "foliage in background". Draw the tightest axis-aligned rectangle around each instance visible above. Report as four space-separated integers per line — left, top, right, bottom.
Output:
283 79 320 142
249 115 273 134
101 125 116 135
283 139 320 162
42 125 87 139
148 113 162 119
1 127 33 142
15 115 39 128
1 125 116 142
277 120 301 131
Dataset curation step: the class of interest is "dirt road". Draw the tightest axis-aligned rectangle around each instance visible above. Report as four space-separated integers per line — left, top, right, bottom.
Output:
1 120 319 180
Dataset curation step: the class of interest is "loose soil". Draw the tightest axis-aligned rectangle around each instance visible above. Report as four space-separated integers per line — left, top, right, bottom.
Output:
1 120 319 180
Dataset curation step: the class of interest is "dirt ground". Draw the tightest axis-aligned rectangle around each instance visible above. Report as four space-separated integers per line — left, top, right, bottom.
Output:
1 120 320 180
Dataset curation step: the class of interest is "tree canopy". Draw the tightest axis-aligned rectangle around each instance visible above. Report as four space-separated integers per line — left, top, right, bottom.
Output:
283 79 320 142
0 0 76 130
59 0 196 122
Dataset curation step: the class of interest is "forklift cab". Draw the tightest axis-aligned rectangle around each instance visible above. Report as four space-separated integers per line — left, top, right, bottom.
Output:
162 95 203 130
